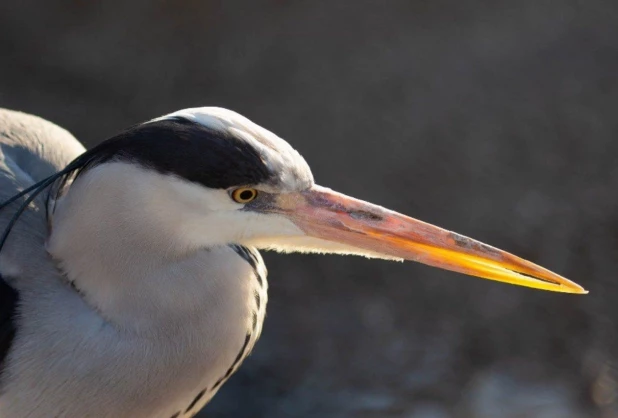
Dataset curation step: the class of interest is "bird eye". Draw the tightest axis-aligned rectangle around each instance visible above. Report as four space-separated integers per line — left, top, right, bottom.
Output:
231 188 258 203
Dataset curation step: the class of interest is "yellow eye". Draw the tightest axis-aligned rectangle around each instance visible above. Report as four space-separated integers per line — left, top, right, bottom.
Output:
231 188 258 203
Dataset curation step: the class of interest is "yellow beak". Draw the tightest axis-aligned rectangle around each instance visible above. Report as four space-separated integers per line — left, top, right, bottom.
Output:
274 185 587 294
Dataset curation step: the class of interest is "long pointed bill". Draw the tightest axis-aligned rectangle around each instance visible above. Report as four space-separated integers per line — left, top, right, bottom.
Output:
271 185 586 294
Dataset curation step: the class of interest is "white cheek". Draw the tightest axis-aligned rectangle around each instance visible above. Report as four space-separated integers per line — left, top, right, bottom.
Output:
165 177 305 246
167 178 241 211
238 213 305 239
176 211 303 249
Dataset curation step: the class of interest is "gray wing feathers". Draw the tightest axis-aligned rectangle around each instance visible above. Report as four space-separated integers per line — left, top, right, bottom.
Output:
0 108 84 183
0 108 85 275
0 109 85 374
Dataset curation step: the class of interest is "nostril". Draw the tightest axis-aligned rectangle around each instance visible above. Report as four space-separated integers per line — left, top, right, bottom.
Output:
348 210 382 221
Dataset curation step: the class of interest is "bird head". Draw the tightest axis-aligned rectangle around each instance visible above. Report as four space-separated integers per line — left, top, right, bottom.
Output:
44 107 585 294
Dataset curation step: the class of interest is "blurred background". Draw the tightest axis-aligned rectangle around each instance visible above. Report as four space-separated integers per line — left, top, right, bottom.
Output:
1 1 617 416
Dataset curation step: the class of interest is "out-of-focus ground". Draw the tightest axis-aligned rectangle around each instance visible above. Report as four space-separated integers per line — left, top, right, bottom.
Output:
1 1 617 416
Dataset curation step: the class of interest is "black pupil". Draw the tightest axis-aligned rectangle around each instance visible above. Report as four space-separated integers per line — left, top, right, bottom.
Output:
239 190 255 201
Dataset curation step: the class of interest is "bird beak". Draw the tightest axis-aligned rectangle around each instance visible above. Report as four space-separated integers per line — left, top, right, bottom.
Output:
272 185 586 294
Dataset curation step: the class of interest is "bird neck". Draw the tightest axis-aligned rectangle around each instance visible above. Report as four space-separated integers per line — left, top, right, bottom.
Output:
46 162 224 333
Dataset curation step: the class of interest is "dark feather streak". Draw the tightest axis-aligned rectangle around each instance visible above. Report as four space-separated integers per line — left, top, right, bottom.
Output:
0 275 18 377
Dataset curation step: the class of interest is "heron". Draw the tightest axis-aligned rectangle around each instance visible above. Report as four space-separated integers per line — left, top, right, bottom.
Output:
0 107 585 417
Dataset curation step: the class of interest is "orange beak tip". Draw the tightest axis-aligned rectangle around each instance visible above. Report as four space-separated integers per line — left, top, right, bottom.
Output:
572 286 589 295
